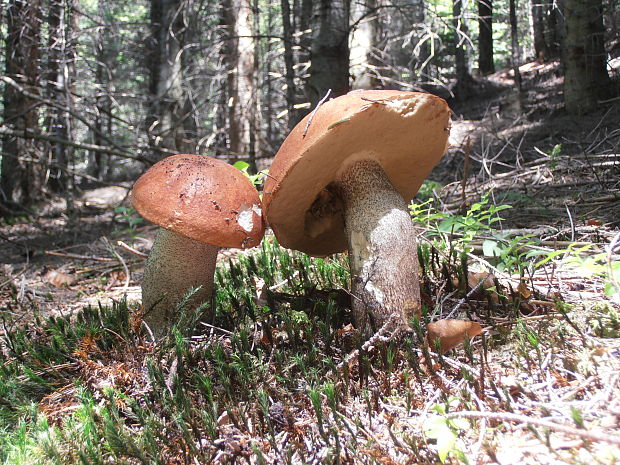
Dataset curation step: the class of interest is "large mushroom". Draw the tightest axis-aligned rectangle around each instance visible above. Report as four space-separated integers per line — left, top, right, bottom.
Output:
131 154 265 336
263 90 450 334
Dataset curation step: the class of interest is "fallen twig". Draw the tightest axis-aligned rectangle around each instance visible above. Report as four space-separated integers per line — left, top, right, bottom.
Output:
102 238 130 290
45 251 114 262
116 241 148 259
445 410 620 446
303 89 331 138
445 271 492 318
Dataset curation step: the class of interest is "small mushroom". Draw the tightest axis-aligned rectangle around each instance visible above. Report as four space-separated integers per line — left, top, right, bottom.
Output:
263 90 450 334
131 154 265 336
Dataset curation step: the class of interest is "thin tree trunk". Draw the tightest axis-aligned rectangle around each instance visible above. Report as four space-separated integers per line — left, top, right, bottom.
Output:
281 0 300 130
147 0 193 158
531 0 548 61
350 0 378 89
46 0 78 194
547 0 565 59
1 0 44 208
453 0 473 99
90 0 115 180
509 0 522 92
222 0 259 170
411 0 431 80
478 0 494 74
564 0 610 114
264 1 275 148
307 0 351 106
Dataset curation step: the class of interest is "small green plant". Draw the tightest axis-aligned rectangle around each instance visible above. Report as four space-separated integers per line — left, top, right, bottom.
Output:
232 161 269 187
416 179 443 201
423 398 470 464
538 240 620 304
410 193 512 252
588 305 620 338
113 205 144 239
544 143 563 168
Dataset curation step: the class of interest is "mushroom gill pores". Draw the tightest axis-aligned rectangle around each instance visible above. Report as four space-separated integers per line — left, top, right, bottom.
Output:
263 90 451 334
131 154 265 337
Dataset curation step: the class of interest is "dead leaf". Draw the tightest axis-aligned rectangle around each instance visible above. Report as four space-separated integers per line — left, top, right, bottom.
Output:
337 323 356 337
518 281 533 299
587 218 602 226
454 271 499 303
427 319 483 353
45 270 77 287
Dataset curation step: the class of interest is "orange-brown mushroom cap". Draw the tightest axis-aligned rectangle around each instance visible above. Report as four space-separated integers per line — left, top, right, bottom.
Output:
263 90 451 257
131 154 264 249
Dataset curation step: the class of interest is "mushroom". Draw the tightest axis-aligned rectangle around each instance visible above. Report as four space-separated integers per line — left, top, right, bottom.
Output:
263 90 450 334
131 154 265 336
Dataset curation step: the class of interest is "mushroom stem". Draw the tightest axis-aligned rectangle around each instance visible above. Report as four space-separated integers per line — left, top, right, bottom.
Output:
337 159 421 333
141 228 219 336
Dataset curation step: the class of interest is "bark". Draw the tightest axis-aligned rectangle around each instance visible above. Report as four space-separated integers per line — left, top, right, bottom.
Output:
147 0 194 157
46 0 78 193
222 0 259 170
264 2 275 146
564 0 610 114
531 0 548 61
509 0 522 92
307 0 351 106
478 0 494 74
453 0 474 100
409 0 431 80
281 0 300 130
1 0 44 208
350 0 379 89
89 0 116 180
547 0 565 59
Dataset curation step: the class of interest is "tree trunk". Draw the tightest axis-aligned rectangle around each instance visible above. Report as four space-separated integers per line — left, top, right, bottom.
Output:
350 0 379 89
307 0 351 106
547 0 565 59
281 0 301 130
46 0 78 194
1 0 44 209
509 0 523 92
564 0 610 114
147 0 194 158
478 0 494 74
222 0 259 170
531 0 548 62
453 0 474 100
89 0 116 181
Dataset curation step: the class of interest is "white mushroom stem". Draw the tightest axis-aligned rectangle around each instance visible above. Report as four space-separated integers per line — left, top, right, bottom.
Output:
337 159 421 333
141 228 218 336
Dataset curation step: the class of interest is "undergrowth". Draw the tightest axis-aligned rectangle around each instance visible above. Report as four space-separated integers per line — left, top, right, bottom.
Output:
0 194 618 464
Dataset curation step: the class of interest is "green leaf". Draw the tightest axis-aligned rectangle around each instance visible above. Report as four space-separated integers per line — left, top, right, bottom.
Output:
232 161 250 173
482 239 503 257
604 282 619 298
570 406 584 428
430 404 446 414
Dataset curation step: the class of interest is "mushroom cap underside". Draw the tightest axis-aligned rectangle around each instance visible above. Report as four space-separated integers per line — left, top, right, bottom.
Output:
131 154 265 248
263 90 451 256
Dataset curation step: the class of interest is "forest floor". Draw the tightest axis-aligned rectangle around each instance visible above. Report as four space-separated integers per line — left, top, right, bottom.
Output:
0 60 619 464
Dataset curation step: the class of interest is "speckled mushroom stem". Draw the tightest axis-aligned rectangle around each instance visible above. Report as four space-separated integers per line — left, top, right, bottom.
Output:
141 228 219 337
337 159 421 333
